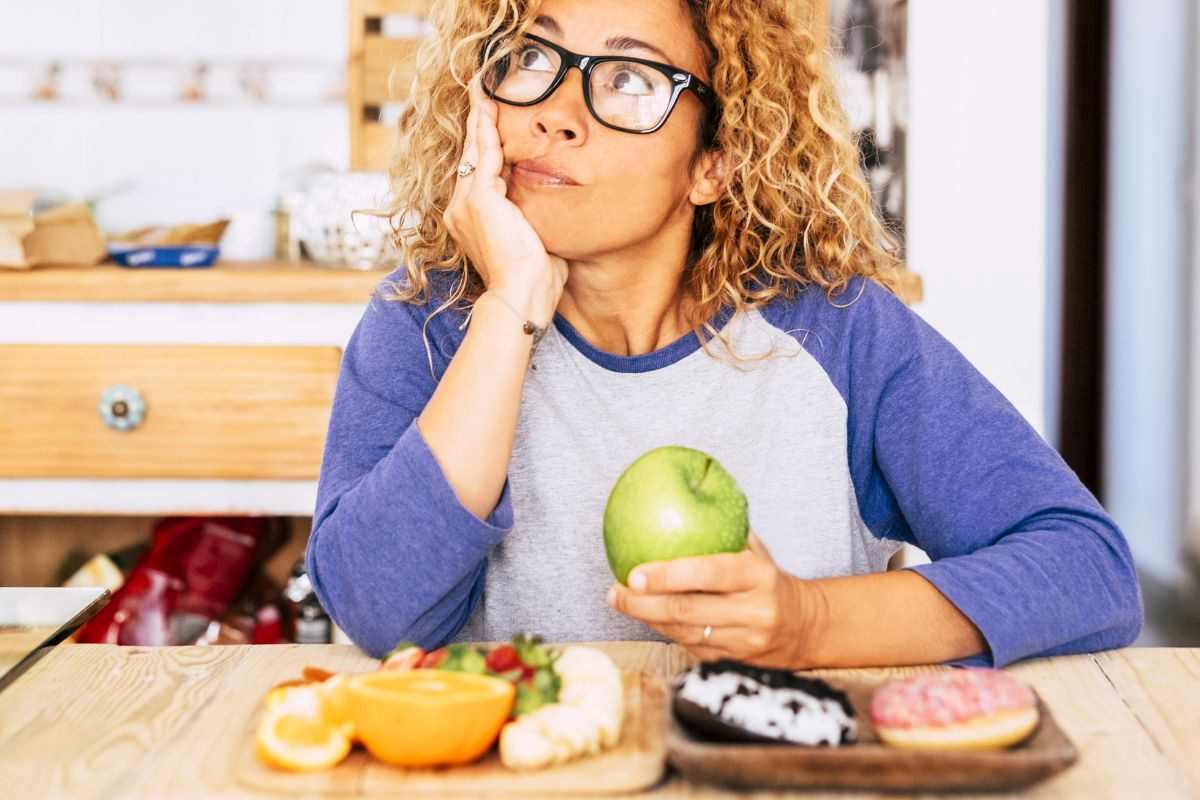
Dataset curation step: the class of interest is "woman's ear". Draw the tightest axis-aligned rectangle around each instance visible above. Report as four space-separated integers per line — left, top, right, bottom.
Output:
689 149 725 206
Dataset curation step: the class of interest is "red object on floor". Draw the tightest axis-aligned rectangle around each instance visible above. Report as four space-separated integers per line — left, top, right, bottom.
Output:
76 516 266 646
75 567 184 646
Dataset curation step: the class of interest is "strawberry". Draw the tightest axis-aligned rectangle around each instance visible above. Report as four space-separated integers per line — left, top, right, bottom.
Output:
418 648 448 668
380 644 425 672
485 644 521 674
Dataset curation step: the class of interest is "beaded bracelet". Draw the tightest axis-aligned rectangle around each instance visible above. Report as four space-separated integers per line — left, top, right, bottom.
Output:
480 290 548 361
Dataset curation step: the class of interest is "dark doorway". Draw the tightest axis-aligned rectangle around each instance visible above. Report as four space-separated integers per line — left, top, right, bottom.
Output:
1055 0 1110 500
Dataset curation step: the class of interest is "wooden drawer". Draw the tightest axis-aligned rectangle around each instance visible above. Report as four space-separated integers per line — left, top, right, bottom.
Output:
0 345 341 480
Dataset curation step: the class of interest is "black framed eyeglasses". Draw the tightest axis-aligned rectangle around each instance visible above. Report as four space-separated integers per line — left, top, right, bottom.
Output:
481 33 718 137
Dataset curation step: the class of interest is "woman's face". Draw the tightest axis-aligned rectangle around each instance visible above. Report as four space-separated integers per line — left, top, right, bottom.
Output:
494 0 715 261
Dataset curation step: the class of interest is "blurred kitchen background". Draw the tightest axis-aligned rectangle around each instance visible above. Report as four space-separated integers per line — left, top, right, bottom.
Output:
0 1 1196 648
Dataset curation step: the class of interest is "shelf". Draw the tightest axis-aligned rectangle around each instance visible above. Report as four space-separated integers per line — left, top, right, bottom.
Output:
0 259 921 308
0 260 391 304
0 479 318 516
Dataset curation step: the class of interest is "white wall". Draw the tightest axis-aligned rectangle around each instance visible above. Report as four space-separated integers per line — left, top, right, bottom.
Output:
1104 0 1194 583
1191 1 1200 566
906 2 1050 436
0 0 351 259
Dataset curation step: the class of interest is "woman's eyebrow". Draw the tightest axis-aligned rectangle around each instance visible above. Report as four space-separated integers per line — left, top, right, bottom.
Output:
604 35 672 64
531 16 673 64
532 15 562 34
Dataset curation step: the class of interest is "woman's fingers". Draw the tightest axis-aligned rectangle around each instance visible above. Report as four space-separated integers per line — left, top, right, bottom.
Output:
645 621 752 657
746 532 773 559
441 74 563 323
627 550 763 595
608 585 753 627
446 79 482 234
457 78 483 180
474 91 504 186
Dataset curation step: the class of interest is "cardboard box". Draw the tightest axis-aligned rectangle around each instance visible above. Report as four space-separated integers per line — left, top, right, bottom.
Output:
0 191 107 269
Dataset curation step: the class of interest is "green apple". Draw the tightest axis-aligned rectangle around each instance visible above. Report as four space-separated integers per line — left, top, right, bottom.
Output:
603 446 749 585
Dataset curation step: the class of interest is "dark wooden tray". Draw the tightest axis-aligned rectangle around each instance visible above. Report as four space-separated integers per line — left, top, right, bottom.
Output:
666 674 1078 792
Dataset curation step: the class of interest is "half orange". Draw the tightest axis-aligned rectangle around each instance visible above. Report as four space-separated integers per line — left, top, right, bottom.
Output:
345 670 516 767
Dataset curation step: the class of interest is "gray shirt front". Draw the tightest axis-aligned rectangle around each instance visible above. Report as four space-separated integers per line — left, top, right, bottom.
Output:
457 307 898 643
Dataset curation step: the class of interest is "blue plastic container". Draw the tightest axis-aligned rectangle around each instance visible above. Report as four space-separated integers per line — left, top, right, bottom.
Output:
107 244 220 268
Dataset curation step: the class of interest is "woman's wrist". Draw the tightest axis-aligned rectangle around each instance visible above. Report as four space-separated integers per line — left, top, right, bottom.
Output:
464 291 554 369
770 574 830 670
793 571 988 669
788 576 832 669
485 280 559 327
466 292 541 355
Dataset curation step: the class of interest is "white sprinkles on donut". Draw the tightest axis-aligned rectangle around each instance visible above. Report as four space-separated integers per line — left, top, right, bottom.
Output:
675 660 857 746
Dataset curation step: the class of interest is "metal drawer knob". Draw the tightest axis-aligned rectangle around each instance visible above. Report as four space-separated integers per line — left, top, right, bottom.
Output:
99 384 147 431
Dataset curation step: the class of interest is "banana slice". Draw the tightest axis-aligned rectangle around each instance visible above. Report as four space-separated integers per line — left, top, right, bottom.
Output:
563 700 622 748
528 704 602 757
560 676 622 706
556 647 622 688
499 719 558 770
558 666 624 748
499 647 627 771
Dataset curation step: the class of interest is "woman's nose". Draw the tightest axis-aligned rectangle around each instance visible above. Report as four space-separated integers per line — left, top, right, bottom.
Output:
530 68 588 144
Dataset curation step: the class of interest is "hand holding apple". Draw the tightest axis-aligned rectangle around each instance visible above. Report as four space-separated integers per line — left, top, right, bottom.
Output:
606 533 820 667
602 446 816 666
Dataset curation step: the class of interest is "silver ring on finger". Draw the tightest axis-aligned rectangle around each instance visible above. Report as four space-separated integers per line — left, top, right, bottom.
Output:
457 161 476 178
701 625 713 644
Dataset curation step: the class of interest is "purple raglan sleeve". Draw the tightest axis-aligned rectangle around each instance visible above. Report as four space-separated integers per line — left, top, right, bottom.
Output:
306 276 512 658
775 277 1143 667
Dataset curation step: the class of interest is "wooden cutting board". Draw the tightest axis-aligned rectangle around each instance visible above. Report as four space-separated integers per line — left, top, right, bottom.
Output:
235 670 668 796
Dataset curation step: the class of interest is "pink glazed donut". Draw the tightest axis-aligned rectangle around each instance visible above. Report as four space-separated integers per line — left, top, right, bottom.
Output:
869 668 1039 751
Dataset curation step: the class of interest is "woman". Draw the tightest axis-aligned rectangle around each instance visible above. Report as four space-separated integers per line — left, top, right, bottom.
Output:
307 0 1143 669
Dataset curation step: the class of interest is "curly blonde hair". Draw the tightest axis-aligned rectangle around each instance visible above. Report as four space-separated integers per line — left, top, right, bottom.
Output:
377 0 903 340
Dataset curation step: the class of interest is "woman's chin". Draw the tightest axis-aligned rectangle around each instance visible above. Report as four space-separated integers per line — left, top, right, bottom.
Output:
517 208 592 260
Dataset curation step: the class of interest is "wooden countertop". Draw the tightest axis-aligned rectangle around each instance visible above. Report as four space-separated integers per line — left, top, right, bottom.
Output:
0 643 1196 798
0 261 390 304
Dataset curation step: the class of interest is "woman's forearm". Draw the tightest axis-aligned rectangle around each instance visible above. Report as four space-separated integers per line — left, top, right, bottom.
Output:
801 569 988 668
417 292 536 521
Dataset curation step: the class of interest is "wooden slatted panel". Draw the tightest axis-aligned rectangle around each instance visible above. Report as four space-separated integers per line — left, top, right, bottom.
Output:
349 0 432 170
363 121 398 174
359 0 430 15
363 36 421 106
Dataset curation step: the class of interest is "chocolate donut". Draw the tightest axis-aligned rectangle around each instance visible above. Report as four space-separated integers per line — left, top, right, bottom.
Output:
673 660 857 746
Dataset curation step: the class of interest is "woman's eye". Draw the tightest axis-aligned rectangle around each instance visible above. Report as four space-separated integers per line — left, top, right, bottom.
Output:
517 46 554 71
608 68 653 95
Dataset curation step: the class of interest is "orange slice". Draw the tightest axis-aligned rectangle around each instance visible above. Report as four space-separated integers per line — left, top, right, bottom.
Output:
255 685 353 772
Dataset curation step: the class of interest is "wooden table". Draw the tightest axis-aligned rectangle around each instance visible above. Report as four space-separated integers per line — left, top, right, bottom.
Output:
0 643 1196 799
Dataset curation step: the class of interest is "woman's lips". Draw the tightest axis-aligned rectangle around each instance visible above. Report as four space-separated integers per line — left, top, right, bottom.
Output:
509 160 580 187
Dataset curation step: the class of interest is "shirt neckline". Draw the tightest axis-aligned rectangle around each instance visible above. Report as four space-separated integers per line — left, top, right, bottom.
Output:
551 305 736 374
